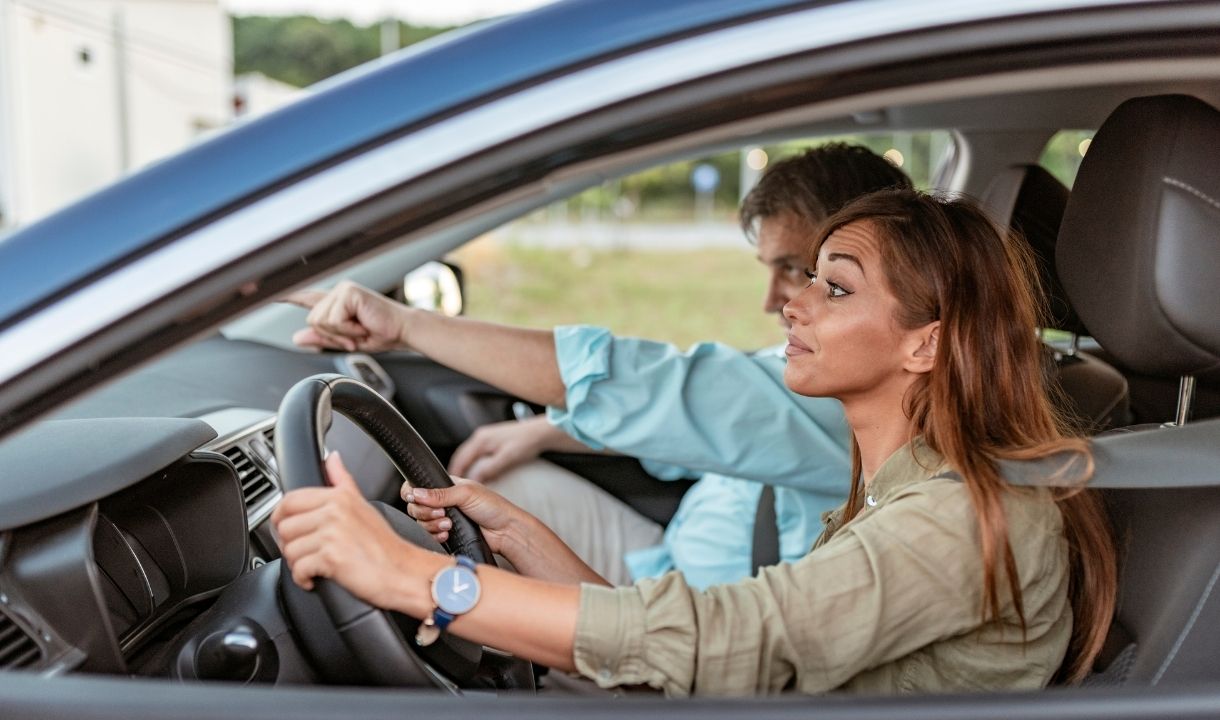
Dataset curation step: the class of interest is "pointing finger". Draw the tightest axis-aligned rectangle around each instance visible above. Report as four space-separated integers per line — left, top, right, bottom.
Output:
282 289 328 309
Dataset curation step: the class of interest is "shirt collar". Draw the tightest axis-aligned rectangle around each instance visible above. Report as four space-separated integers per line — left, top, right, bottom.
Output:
817 437 948 544
864 437 947 506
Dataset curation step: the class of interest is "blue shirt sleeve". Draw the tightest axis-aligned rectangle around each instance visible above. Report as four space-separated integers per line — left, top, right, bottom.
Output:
546 325 851 490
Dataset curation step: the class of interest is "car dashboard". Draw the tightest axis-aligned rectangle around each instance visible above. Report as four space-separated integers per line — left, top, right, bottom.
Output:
0 332 678 689
0 336 405 683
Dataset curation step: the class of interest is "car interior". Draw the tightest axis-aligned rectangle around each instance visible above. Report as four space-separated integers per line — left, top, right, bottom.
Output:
1 8 1220 713
999 93 1220 687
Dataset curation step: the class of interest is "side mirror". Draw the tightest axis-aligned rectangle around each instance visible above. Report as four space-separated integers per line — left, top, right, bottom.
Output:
403 261 464 316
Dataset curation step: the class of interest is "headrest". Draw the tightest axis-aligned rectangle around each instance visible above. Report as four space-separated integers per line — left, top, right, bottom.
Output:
1058 95 1220 378
983 164 1083 334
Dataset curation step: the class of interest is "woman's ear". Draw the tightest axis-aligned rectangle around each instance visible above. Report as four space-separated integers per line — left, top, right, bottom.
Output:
904 321 939 374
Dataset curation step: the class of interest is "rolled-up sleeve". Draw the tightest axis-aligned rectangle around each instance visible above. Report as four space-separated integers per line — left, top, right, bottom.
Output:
546 325 850 488
550 325 615 449
574 581 655 686
572 483 1014 696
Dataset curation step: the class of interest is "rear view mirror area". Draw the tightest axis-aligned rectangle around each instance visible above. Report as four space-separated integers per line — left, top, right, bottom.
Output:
403 261 464 316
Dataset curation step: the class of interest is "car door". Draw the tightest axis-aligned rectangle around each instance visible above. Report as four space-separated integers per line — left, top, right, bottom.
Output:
4 0 1220 717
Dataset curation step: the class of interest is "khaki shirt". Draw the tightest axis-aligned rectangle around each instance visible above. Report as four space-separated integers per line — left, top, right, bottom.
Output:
572 440 1070 696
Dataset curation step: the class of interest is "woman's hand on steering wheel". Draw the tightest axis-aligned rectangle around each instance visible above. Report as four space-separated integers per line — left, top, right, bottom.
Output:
274 453 431 614
404 479 529 558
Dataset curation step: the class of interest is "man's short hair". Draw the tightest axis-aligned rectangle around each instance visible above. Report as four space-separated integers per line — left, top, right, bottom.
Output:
739 143 913 240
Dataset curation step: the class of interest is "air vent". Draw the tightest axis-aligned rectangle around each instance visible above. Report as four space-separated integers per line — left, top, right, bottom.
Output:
222 445 277 511
0 611 42 670
263 425 275 449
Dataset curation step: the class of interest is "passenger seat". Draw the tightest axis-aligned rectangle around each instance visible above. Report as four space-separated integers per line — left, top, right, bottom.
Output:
1051 93 1220 686
982 163 1130 432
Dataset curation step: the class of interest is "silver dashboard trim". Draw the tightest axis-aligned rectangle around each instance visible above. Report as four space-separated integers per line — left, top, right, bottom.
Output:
196 408 276 442
0 0 1163 388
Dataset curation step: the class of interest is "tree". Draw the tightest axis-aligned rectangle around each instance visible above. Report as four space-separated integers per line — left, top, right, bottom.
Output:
233 16 452 88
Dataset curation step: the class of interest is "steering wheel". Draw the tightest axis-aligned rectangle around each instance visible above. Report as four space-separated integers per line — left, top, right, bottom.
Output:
274 373 527 691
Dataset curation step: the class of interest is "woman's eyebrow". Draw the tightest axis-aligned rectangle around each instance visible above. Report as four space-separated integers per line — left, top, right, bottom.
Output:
826 252 866 277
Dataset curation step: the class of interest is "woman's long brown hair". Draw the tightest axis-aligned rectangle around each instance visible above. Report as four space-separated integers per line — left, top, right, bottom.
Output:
814 189 1117 684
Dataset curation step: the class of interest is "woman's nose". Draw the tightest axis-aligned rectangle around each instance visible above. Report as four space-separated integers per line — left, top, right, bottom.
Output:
782 284 815 325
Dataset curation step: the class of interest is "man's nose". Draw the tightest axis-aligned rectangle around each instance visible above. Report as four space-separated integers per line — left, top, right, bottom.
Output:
763 275 785 314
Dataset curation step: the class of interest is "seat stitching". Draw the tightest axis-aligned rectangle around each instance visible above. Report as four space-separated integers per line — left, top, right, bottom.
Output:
1163 176 1220 212
1151 558 1220 684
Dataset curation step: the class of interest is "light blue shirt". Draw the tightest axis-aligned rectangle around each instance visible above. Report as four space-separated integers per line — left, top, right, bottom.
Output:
546 325 851 589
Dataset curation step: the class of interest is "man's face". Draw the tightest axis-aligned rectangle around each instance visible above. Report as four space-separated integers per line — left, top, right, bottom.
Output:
756 211 817 331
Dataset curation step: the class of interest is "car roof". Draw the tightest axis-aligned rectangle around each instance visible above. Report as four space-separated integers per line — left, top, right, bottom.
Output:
0 0 805 331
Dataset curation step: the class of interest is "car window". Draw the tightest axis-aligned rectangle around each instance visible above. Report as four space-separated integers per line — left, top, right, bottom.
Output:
450 132 955 350
1039 130 1096 189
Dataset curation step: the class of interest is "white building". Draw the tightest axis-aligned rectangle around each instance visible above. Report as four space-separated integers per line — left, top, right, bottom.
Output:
233 71 302 118
0 0 231 228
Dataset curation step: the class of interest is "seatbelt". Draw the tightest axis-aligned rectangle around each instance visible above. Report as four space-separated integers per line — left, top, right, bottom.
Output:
752 484 780 575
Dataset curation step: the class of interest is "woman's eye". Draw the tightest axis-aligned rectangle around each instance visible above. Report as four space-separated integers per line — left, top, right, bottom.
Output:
805 270 849 296
827 281 852 298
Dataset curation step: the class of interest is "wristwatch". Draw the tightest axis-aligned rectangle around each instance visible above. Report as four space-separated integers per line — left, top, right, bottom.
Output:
414 555 481 647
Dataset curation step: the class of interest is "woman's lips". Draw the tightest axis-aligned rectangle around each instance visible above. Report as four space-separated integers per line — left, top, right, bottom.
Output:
786 333 813 356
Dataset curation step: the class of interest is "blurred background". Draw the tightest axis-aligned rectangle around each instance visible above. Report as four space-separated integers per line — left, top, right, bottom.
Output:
0 0 1093 349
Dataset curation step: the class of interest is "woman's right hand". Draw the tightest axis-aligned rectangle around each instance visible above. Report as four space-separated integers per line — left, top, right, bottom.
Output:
403 478 531 557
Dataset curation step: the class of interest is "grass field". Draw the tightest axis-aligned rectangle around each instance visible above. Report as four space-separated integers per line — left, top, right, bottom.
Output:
450 237 783 351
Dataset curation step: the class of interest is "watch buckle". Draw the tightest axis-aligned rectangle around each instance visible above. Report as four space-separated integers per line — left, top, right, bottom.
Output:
415 616 441 646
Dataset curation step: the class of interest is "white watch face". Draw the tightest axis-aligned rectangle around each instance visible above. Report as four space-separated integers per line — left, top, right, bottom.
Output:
433 564 480 615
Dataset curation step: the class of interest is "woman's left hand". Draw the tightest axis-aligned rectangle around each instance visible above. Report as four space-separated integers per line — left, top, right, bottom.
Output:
273 453 427 613
404 477 532 553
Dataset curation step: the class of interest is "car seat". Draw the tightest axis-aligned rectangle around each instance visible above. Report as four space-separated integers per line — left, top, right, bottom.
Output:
1027 94 1220 685
983 163 1130 432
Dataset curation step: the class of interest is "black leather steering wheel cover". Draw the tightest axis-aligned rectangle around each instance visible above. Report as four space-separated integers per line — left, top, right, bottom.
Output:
274 374 495 688
279 374 494 561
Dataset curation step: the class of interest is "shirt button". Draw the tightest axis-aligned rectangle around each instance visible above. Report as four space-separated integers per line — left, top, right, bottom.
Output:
865 494 878 507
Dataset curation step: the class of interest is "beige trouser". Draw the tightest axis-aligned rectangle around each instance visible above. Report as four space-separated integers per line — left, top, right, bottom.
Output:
486 459 664 586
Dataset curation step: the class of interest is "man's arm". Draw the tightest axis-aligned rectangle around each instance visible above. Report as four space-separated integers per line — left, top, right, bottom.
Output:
286 282 850 490
548 328 851 489
286 281 567 407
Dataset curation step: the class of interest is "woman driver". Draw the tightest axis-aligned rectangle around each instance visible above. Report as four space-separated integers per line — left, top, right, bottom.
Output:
271 189 1116 695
